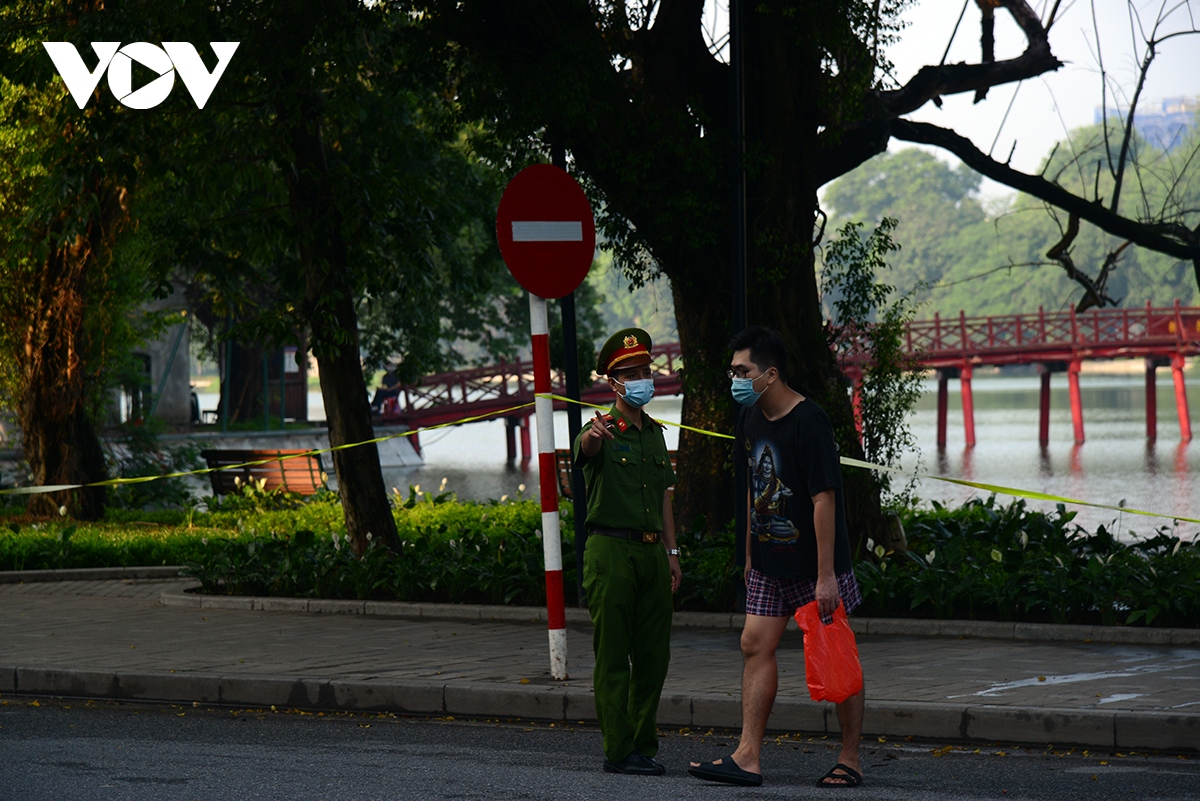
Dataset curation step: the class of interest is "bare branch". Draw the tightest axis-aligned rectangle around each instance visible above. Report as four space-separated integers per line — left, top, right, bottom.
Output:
890 118 1200 263
1044 213 1117 311
879 0 1061 117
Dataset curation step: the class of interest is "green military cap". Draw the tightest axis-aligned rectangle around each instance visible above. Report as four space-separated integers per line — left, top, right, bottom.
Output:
597 327 653 375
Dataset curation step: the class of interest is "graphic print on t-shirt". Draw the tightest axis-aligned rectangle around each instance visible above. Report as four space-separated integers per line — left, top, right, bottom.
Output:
747 440 799 543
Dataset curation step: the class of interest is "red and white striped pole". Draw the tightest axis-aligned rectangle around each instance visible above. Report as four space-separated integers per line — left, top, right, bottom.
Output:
529 292 568 679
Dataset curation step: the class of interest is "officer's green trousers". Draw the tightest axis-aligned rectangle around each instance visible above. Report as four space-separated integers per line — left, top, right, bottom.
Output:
583 534 673 762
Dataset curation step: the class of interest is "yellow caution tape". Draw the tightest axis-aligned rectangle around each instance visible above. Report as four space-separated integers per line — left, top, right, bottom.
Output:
535 393 735 439
544 393 1200 526
0 402 535 497
3 393 1196 526
836 456 1200 525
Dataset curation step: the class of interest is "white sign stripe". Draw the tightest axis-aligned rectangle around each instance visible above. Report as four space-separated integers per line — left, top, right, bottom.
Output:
512 221 583 242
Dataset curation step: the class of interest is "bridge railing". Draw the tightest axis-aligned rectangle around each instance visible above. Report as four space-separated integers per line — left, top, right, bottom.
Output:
391 305 1200 419
394 341 684 414
902 302 1200 360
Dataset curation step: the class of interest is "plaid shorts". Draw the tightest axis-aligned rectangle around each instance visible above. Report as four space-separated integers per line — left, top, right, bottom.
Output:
745 568 862 618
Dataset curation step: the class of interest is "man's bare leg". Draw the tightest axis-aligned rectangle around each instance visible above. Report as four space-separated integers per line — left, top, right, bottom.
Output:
818 689 865 785
712 614 789 775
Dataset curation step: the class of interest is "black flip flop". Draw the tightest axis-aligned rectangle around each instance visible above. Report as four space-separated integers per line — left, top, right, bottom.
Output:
687 754 763 787
816 762 863 788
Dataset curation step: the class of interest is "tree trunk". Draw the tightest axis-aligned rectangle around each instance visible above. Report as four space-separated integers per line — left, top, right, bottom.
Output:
669 258 737 536
20 214 118 520
313 299 401 556
283 93 401 556
739 14 885 554
23 397 109 520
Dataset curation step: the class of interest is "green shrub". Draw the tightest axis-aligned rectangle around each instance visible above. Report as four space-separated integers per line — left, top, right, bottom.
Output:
0 520 237 570
5 490 1197 627
856 496 1200 627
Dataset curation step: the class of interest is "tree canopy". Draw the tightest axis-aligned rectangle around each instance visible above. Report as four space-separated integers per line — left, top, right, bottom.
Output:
435 0 1200 542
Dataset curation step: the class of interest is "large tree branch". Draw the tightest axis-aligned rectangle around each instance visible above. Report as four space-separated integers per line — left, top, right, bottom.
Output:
891 118 1200 264
814 120 893 187
878 0 1061 117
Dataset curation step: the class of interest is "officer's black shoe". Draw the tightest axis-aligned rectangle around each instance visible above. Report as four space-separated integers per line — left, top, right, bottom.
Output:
603 752 666 776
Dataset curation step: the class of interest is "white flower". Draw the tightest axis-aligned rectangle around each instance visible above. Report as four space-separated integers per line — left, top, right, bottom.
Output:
990 548 1003 563
439 477 448 492
58 505 68 516
366 532 373 541
1019 532 1029 549
518 483 526 493
499 494 508 502
873 544 885 559
925 549 936 565
332 533 340 544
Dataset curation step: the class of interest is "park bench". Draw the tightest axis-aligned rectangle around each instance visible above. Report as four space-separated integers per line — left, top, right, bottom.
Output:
554 448 678 499
199 449 327 497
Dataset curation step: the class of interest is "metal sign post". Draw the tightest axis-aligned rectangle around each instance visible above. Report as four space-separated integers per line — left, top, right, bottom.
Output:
496 164 597 680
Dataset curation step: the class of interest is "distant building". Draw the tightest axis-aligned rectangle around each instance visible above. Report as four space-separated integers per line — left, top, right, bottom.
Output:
1094 96 1199 151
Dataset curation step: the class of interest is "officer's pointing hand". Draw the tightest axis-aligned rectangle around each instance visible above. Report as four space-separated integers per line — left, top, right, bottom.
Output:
589 410 614 441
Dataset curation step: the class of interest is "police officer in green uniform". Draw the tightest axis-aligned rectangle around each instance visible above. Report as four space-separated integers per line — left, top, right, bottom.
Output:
575 327 682 776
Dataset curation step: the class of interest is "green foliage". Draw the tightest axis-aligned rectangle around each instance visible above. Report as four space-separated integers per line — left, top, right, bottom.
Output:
121 0 518 386
822 218 924 502
184 496 569 605
5 494 1199 627
0 521 221 570
857 496 1200 627
674 520 740 613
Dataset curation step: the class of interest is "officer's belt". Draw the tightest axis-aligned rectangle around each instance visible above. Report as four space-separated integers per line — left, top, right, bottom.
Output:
589 527 660 544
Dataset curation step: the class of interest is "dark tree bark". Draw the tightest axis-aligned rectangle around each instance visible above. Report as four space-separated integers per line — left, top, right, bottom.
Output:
19 175 125 520
281 88 401 556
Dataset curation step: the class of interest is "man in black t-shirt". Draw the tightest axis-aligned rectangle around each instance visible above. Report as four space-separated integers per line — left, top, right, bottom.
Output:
689 326 865 789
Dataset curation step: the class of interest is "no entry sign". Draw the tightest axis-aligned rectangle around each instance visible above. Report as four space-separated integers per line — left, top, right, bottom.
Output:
496 164 596 299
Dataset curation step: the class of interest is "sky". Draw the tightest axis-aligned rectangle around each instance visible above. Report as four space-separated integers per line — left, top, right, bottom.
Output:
886 0 1200 196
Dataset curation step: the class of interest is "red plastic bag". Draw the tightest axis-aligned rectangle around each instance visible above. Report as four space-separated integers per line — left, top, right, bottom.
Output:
794 599 863 703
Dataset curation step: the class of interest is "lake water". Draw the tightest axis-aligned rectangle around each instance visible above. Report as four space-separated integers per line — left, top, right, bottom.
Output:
387 372 1200 539
198 372 1199 537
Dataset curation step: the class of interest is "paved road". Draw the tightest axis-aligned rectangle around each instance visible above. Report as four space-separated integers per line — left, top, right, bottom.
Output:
2 579 1199 752
3 698 1198 801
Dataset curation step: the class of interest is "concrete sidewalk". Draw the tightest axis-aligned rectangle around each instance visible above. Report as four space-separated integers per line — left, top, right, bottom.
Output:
1 577 1197 753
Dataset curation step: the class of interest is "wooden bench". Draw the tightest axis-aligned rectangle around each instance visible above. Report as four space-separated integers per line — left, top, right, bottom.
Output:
555 448 678 499
200 449 327 497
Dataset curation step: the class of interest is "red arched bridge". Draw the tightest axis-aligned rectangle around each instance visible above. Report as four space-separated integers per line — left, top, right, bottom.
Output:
379 342 682 459
382 302 1200 456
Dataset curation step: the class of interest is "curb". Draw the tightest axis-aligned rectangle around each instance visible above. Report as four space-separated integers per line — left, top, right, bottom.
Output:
0 566 184 584
158 585 1200 646
2 666 1196 752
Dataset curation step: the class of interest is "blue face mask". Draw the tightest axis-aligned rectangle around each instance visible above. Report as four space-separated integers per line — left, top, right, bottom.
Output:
731 374 765 407
617 377 655 408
